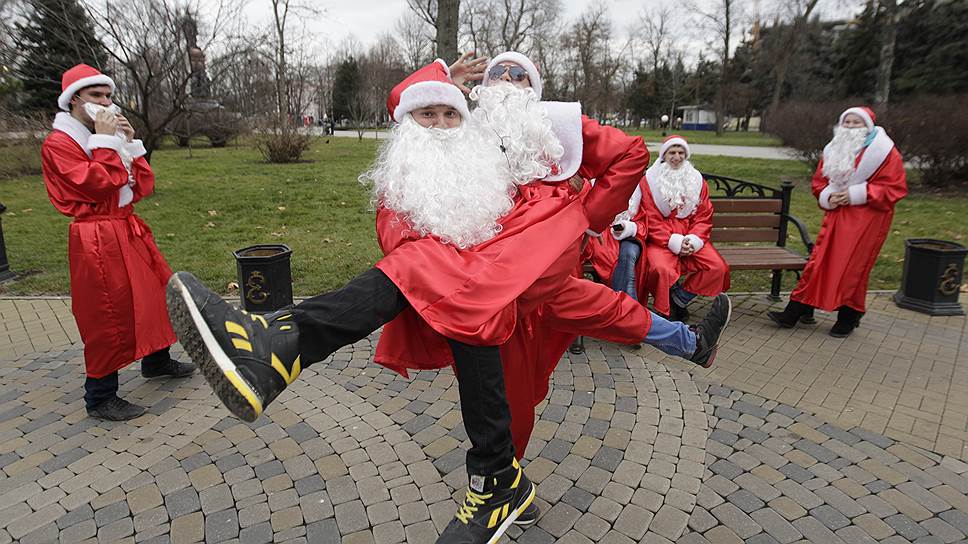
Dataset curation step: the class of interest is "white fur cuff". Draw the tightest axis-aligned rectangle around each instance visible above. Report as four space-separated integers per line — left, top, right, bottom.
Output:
848 183 868 206
668 233 685 255
685 234 705 252
88 134 125 153
818 184 836 210
612 221 637 241
125 139 147 158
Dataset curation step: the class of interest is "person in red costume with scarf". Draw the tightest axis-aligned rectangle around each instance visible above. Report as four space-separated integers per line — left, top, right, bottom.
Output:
41 64 195 421
769 106 907 337
641 136 730 322
166 60 730 544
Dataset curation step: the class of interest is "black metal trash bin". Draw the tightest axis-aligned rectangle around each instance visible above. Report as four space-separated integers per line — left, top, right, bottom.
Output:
233 244 294 313
894 239 965 316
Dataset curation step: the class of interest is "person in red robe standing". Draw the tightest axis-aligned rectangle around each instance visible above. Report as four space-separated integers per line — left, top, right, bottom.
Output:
41 64 195 421
642 136 730 321
769 107 907 337
167 60 731 544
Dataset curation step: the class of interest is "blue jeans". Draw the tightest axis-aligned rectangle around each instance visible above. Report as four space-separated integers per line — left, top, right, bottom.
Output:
645 311 697 358
671 285 697 308
610 240 641 300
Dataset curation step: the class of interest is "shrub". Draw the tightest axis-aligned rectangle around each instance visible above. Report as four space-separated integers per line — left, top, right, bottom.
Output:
0 108 46 179
767 100 855 164
255 129 312 163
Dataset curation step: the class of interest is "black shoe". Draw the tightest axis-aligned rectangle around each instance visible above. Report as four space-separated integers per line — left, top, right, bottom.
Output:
830 306 863 338
166 272 301 422
87 396 147 421
669 302 689 323
690 294 732 368
142 357 197 379
513 502 540 526
767 300 811 328
437 458 536 544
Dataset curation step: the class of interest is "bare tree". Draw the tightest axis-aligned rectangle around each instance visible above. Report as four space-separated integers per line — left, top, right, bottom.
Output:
560 6 628 118
874 0 897 108
766 0 822 116
638 3 675 75
691 0 745 135
461 0 562 57
394 12 433 71
436 0 460 62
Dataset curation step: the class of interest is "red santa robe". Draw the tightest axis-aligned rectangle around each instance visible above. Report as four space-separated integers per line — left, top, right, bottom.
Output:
373 113 651 457
790 127 907 312
41 112 176 378
641 162 730 316
582 183 649 299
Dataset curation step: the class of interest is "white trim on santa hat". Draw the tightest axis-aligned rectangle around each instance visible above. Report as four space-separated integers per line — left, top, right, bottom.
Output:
483 51 542 100
659 136 690 161
58 74 115 111
542 101 582 182
393 80 471 123
839 107 874 131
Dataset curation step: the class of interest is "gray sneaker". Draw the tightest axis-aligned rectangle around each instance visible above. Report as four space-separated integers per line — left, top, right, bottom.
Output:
88 396 147 421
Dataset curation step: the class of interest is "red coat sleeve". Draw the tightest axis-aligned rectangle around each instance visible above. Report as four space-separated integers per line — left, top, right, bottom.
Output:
41 133 130 204
577 116 649 233
686 183 714 242
130 156 156 203
811 160 827 201
864 148 907 212
642 184 675 248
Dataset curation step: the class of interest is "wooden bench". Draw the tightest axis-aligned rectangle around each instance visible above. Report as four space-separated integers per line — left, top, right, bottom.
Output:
571 175 814 354
705 174 814 300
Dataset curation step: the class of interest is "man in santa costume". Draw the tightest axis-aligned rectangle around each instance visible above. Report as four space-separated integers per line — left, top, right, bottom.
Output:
581 185 648 300
769 107 907 337
167 61 730 543
41 64 195 421
641 136 730 322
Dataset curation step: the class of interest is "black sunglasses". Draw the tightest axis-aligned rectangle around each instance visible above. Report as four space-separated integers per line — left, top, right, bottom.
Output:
487 65 529 82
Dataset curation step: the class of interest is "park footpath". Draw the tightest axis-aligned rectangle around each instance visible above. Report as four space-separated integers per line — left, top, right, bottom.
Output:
0 292 966 543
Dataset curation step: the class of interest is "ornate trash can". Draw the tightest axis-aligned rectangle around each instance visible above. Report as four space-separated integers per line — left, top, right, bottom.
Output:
233 244 293 313
894 239 965 316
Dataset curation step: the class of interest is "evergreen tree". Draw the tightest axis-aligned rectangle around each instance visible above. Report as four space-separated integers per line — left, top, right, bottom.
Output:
15 0 107 112
892 0 968 98
331 57 361 122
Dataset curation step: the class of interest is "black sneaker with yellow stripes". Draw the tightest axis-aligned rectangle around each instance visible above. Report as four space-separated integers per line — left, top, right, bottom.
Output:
437 459 536 544
166 271 301 422
513 502 540 526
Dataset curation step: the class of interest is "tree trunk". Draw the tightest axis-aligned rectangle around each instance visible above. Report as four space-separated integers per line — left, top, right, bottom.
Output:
767 0 821 126
875 0 897 109
436 0 460 63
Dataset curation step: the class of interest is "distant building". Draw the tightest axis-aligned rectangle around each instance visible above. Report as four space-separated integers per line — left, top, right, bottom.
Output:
680 105 717 131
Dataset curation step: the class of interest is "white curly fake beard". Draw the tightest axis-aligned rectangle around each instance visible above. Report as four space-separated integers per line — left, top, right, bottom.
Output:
823 126 868 190
360 115 517 249
470 83 564 185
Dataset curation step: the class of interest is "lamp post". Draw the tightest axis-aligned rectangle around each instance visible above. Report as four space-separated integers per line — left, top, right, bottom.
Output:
661 114 670 137
0 202 15 282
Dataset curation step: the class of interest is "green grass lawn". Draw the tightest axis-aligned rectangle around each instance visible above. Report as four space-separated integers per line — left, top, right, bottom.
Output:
1 137 964 296
627 129 783 147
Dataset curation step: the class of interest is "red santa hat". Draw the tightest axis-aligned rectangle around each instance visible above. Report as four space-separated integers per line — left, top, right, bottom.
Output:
386 59 470 123
58 64 115 111
483 51 543 100
839 106 876 131
659 135 690 161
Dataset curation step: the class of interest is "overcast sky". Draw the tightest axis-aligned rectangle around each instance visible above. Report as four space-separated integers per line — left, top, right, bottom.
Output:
239 0 860 57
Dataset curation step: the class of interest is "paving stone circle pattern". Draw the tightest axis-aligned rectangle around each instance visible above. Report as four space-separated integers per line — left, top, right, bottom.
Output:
0 293 965 543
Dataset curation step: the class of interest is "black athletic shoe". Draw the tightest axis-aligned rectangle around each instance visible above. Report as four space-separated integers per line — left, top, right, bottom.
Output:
166 271 301 422
690 293 732 368
437 458 536 544
88 396 147 421
141 357 196 379
669 301 690 323
513 502 540 526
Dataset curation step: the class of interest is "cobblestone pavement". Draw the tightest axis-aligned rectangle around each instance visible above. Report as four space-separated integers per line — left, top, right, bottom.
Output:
0 293 965 543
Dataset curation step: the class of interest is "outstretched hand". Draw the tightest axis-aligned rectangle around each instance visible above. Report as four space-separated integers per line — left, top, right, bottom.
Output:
449 52 488 95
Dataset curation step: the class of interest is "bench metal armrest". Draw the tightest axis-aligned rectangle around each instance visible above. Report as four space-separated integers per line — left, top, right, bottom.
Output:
784 213 814 254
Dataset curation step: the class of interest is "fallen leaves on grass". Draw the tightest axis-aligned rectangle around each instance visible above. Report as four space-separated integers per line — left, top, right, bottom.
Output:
208 210 218 216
